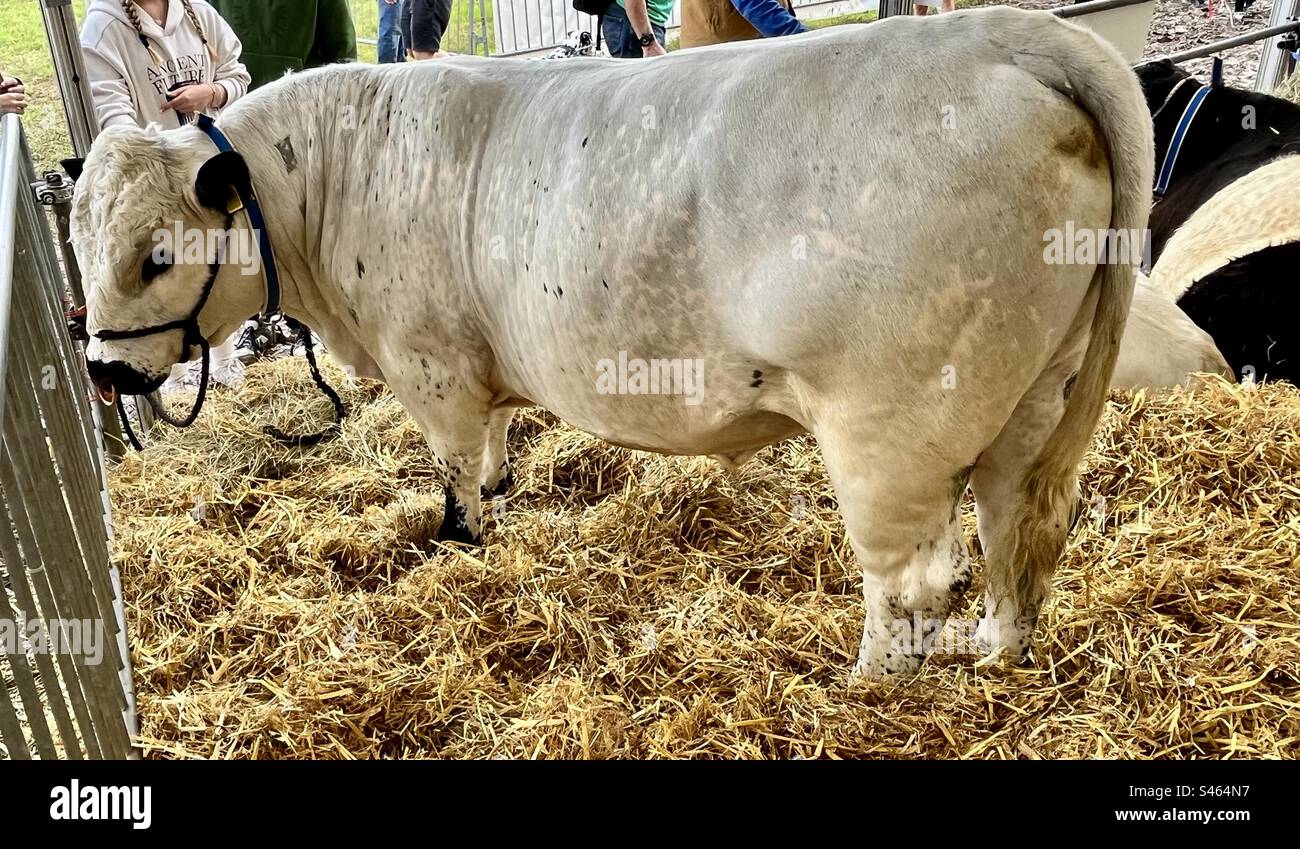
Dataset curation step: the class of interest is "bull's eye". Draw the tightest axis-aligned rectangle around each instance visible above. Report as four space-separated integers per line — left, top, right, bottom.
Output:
141 255 170 283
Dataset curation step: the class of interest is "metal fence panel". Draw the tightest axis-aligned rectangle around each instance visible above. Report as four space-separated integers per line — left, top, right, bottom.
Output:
1255 0 1300 91
492 0 878 56
0 112 136 760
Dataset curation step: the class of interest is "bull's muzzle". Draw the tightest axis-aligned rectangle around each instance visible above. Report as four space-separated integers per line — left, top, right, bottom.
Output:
86 358 167 400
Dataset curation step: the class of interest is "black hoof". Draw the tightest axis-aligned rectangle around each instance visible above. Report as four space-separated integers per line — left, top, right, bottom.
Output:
482 469 514 499
436 516 481 546
438 485 482 546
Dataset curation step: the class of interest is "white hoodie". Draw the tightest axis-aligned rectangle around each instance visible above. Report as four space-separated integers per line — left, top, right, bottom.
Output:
81 1 251 131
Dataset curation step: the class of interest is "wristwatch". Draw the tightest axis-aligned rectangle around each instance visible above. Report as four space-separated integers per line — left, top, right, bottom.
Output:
637 32 655 47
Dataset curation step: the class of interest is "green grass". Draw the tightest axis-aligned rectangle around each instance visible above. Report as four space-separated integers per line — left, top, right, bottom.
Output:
0 0 85 170
808 10 878 28
349 0 381 62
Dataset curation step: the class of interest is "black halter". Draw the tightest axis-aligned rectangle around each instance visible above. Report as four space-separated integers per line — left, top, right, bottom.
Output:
93 119 345 450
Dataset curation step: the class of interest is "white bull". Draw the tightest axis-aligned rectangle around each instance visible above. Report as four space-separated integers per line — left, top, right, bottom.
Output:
74 8 1153 676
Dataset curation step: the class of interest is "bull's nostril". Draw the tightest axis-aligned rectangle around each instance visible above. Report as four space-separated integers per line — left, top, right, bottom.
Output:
85 360 116 403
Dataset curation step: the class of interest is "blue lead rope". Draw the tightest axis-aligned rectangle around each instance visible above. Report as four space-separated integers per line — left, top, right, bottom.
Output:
189 113 344 447
195 113 281 316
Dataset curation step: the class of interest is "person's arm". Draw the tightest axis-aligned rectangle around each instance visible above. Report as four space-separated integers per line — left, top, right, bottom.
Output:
0 76 27 116
207 12 251 108
308 0 359 67
730 0 807 38
409 0 452 57
81 39 142 130
624 0 666 56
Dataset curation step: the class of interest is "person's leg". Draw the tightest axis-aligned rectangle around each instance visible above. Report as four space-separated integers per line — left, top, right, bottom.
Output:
913 3 931 13
602 4 640 58
400 0 413 58
378 1 403 63
652 21 666 51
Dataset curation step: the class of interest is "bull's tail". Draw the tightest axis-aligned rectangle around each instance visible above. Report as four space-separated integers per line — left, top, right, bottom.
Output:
1009 14 1155 607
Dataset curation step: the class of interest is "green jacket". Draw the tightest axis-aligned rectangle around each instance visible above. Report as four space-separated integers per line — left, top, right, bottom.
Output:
208 0 357 89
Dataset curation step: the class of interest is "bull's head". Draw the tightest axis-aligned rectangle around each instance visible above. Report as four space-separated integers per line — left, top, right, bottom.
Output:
71 125 264 400
1134 59 1190 118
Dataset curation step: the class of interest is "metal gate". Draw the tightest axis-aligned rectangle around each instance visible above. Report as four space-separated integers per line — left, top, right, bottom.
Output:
492 0 877 56
0 112 137 760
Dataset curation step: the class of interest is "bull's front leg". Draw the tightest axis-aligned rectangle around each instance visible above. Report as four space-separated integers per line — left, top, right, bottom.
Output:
389 360 491 546
429 412 489 545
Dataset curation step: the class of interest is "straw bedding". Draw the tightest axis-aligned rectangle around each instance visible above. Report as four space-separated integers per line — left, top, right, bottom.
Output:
1276 71 1300 106
108 361 1300 758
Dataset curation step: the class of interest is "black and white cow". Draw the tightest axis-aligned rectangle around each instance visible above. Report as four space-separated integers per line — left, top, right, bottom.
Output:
1136 60 1300 384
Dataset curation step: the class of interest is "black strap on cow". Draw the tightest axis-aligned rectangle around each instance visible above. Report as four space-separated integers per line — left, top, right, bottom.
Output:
263 316 346 448
97 250 220 451
571 0 608 51
94 117 346 451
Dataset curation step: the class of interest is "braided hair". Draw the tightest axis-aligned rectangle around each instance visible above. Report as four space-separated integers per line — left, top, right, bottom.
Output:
179 0 220 64
119 1 220 65
118 0 164 65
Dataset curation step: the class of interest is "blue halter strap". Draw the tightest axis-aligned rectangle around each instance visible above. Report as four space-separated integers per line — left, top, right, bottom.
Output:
195 113 281 315
1153 57 1223 200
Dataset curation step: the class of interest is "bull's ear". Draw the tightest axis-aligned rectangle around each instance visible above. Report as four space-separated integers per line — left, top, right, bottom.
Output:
194 150 251 213
1135 59 1185 113
1136 59 1182 90
61 157 85 183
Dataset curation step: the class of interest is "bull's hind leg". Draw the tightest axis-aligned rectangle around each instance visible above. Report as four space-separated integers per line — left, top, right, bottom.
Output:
481 407 515 497
969 358 1085 661
817 431 974 677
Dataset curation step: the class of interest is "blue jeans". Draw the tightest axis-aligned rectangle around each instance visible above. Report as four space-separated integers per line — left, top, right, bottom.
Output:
601 3 665 58
378 1 405 63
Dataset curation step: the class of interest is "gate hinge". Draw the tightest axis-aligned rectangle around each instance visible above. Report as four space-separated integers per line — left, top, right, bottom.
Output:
32 170 73 205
